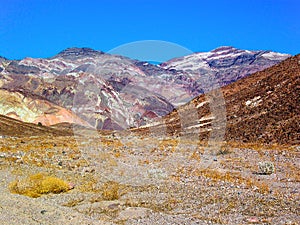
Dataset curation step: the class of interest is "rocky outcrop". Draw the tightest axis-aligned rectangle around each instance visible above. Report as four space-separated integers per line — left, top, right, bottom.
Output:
137 54 299 145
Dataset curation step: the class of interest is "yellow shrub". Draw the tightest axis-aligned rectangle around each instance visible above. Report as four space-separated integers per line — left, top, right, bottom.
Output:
9 173 71 198
102 181 120 200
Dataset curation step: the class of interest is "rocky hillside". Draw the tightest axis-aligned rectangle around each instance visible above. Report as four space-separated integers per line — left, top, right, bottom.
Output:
0 47 290 129
137 54 300 145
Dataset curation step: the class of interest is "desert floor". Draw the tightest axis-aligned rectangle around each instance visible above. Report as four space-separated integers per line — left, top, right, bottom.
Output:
0 131 299 225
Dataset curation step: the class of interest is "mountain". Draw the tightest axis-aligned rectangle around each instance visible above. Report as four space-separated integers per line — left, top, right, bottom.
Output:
0 88 89 127
136 54 300 145
0 48 175 129
0 47 291 129
161 46 290 89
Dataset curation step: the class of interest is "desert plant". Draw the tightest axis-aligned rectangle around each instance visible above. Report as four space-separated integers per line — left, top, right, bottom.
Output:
258 161 275 175
217 146 231 155
9 173 71 198
102 181 120 200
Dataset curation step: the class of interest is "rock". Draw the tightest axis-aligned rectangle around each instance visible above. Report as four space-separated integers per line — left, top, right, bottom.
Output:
246 216 259 223
75 200 122 214
68 183 75 190
147 168 168 179
118 207 151 221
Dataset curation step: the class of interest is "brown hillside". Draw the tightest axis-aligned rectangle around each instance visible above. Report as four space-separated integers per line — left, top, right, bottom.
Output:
0 114 73 137
133 55 300 145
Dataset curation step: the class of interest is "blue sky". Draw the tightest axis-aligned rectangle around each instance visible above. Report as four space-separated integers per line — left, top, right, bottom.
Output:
0 0 299 60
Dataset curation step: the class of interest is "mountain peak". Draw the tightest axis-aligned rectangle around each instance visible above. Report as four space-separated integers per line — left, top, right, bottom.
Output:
53 47 105 59
211 46 237 52
0 56 8 60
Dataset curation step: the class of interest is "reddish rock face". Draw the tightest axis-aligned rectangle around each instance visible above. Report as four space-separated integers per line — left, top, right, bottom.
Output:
221 54 300 144
136 55 299 145
0 47 290 130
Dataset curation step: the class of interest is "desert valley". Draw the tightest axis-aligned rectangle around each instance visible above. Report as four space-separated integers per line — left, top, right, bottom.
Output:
0 47 299 224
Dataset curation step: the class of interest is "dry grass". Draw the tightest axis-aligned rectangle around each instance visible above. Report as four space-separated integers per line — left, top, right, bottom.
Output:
277 161 300 182
9 173 71 198
224 141 293 151
194 169 240 183
102 181 120 200
216 145 232 155
158 139 178 152
190 151 201 161
100 138 123 149
191 168 270 194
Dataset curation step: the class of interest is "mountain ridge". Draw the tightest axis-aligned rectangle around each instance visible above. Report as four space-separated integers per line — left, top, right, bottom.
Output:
0 46 292 130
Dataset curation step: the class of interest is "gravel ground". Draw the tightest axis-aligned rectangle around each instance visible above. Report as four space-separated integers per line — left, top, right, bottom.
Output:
0 134 299 224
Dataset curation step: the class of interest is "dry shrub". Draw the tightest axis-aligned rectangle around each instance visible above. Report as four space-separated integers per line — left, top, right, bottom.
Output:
102 181 120 200
198 169 239 183
217 146 232 155
190 151 201 161
158 139 178 152
9 173 71 198
258 161 275 175
77 175 100 193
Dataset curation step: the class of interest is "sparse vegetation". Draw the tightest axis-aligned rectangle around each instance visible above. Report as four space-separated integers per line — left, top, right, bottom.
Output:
102 181 120 200
0 134 298 224
258 161 275 175
9 173 71 198
217 145 232 155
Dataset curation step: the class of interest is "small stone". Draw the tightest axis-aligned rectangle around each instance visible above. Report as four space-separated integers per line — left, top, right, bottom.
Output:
68 183 75 189
246 216 259 223
108 203 119 210
40 210 47 214
147 168 168 179
118 207 151 220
